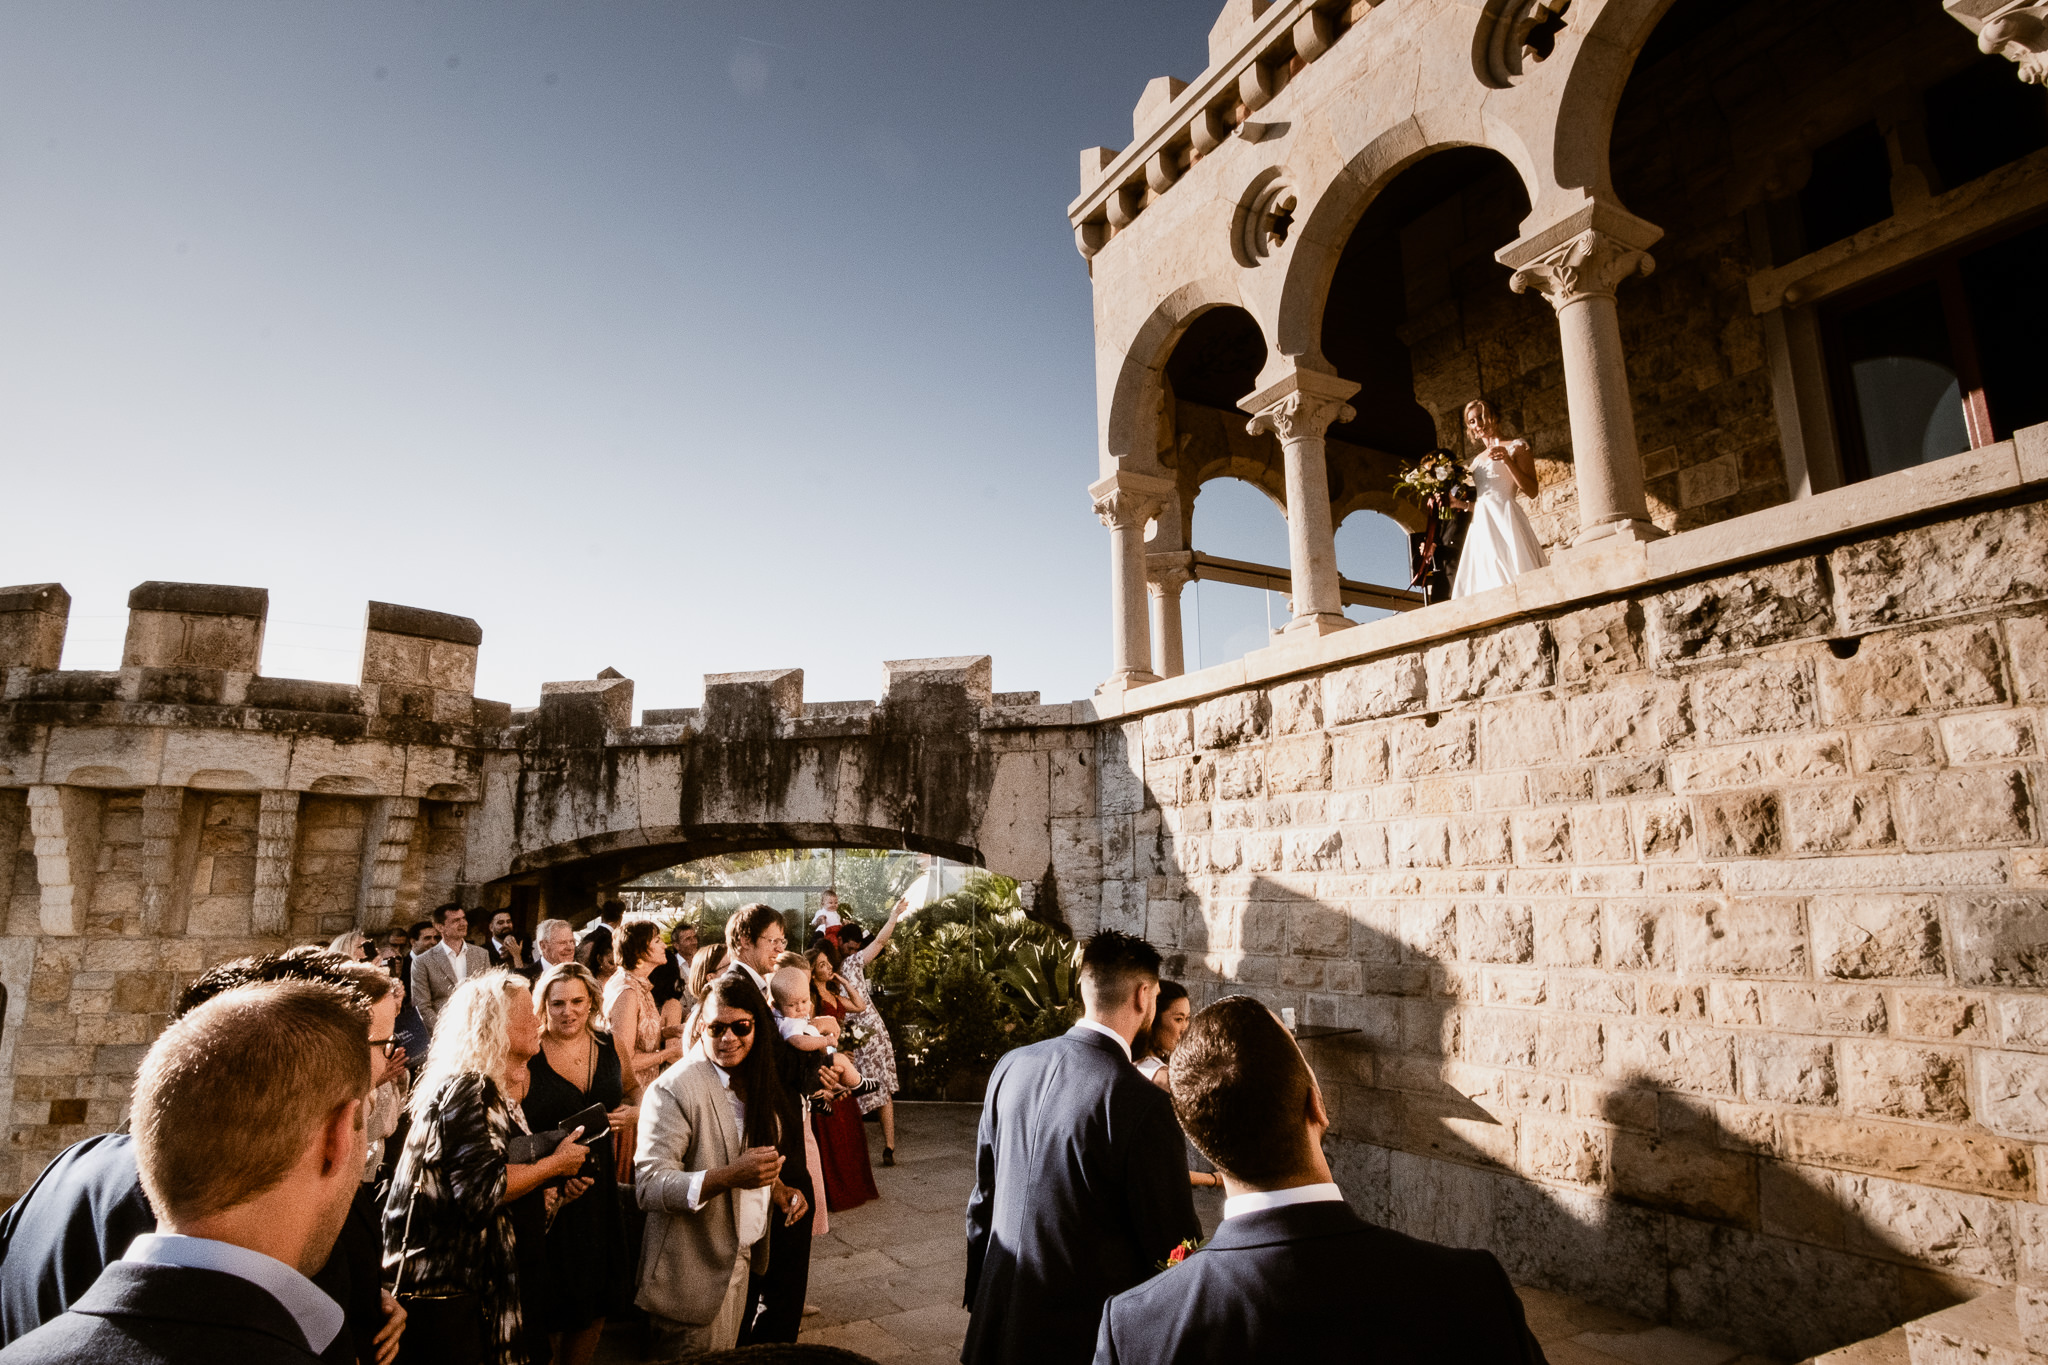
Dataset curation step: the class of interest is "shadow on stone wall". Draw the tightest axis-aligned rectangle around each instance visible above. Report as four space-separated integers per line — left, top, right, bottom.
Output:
1164 876 1980 1361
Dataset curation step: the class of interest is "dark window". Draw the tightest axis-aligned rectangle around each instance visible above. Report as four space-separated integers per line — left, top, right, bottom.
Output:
1800 123 1894 254
1823 216 2048 481
1960 219 2048 438
1827 280 1972 481
1924 56 2048 192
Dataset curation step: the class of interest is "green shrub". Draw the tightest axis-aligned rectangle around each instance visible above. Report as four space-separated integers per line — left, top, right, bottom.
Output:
869 878 1076 1099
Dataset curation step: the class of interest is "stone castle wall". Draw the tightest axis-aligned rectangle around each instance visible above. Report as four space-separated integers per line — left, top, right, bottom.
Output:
1074 475 2048 1357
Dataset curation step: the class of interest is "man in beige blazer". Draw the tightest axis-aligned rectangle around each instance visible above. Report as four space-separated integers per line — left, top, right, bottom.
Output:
409 903 491 1032
635 1011 801 1358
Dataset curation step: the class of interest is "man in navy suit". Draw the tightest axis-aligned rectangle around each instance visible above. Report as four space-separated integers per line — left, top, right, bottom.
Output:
963 931 1199 1365
1093 995 1548 1365
0 979 375 1365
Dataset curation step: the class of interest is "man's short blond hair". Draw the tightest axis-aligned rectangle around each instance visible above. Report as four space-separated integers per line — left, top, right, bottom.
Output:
132 980 372 1223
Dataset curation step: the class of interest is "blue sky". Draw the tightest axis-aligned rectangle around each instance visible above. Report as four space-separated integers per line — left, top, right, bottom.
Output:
0 1 1404 710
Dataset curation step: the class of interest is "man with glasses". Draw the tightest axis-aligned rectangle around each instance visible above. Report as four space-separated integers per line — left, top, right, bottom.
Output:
0 948 409 1363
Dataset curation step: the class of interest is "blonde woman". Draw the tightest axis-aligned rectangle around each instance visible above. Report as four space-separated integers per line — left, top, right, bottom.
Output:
526 963 632 1365
1449 398 1548 598
383 970 588 1365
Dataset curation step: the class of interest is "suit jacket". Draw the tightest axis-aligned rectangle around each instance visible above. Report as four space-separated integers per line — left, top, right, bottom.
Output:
963 1025 1200 1365
1092 1199 1548 1365
633 1058 773 1324
0 1133 153 1348
0 1260 322 1364
0 1133 358 1363
410 942 491 1031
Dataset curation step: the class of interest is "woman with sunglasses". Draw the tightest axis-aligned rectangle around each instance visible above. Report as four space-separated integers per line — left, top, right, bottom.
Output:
633 975 807 1358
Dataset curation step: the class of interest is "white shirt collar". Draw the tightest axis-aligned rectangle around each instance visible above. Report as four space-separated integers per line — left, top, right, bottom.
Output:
1222 1182 1345 1221
1075 1017 1133 1063
124 1232 344 1353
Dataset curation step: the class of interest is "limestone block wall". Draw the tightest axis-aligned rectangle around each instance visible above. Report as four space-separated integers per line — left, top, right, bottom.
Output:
0 588 499 1198
1082 482 2048 1358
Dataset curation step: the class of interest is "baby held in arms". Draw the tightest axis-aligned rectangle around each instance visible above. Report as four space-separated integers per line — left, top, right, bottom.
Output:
770 966 874 1094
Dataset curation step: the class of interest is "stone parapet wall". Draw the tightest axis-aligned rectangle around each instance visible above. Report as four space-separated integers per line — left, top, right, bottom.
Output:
1079 482 2048 1358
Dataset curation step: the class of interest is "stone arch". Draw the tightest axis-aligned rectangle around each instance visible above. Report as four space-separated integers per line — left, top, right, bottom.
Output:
1103 276 1255 472
1333 491 1425 536
1546 0 1682 211
1272 108 1542 368
502 823 992 892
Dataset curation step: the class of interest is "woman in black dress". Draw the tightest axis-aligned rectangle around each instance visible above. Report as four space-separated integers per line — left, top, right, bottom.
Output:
526 962 634 1365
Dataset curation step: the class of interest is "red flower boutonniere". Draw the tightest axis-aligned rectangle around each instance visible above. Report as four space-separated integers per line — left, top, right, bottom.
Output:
1157 1237 1206 1271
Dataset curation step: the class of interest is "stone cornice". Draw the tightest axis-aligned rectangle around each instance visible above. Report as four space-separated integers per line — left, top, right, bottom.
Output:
1065 0 1326 232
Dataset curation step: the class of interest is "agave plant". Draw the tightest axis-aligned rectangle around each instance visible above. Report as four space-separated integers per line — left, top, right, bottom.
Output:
994 936 1082 1016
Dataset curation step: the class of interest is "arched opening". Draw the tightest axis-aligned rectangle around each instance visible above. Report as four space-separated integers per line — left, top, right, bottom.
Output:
1184 476 1291 671
1609 0 2048 509
1316 146 1556 580
1334 511 1415 626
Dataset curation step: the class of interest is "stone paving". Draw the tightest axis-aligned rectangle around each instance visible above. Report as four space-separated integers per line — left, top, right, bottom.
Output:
597 1101 1787 1362
788 1103 1785 1365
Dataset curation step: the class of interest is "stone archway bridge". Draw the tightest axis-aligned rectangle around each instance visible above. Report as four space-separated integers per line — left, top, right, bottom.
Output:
0 585 1102 943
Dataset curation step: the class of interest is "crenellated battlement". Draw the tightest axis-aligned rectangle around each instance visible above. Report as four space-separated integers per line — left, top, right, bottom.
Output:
0 579 1086 961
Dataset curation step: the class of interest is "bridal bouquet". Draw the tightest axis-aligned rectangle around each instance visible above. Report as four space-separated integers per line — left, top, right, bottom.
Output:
839 1021 874 1053
1392 450 1475 594
1392 450 1474 514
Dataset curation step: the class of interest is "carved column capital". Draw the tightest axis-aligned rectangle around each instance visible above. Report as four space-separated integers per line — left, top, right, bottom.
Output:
1146 550 1197 595
1088 469 1174 531
1509 229 1656 310
1245 389 1357 443
1949 0 2048 83
1239 368 1362 443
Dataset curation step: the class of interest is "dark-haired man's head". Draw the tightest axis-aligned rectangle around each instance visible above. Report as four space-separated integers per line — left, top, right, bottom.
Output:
430 902 467 944
134 980 372 1276
1171 996 1331 1191
726 903 789 977
1078 930 1163 1045
175 945 395 1020
409 919 439 953
599 899 626 927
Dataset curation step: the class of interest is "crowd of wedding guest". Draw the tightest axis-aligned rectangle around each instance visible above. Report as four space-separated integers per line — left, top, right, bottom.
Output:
0 894 1550 1365
0 892 912 1365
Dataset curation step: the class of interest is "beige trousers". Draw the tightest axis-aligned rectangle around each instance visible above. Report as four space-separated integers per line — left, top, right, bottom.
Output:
649 1251 752 1360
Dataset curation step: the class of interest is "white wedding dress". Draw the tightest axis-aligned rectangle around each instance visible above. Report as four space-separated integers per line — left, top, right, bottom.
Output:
1450 440 1548 598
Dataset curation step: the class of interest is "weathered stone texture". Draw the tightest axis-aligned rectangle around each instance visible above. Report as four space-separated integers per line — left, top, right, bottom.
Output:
1648 560 1832 664
1830 504 2048 631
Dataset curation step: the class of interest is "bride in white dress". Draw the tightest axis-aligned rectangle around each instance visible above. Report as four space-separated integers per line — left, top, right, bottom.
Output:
1450 398 1548 598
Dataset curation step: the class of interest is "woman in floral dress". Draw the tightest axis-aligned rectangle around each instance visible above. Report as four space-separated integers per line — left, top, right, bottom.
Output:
834 901 906 1164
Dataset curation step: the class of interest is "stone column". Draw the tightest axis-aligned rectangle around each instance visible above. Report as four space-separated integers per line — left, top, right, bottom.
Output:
252 789 300 937
1146 553 1196 679
1242 371 1361 636
138 786 193 936
27 785 99 937
1089 470 1175 691
1507 227 1664 547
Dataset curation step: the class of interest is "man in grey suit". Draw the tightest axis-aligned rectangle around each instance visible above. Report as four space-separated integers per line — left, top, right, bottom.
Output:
410 903 490 1032
963 931 1199 1365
